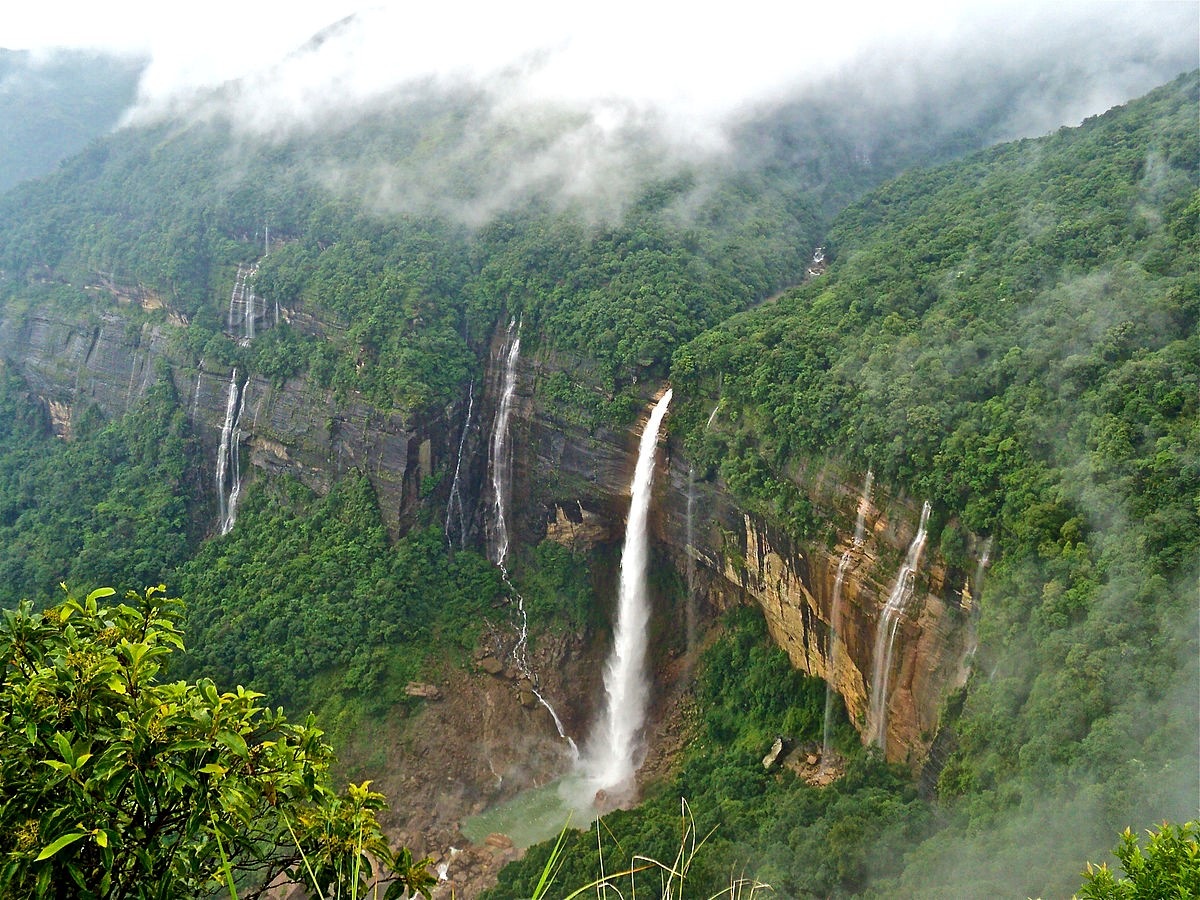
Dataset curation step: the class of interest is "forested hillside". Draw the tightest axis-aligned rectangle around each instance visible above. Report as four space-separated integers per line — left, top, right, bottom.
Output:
0 40 1194 898
0 49 143 192
667 70 1200 895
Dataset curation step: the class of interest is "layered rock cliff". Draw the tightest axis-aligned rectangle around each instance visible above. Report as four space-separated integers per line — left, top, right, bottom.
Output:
0 303 461 539
502 339 977 766
0 298 974 766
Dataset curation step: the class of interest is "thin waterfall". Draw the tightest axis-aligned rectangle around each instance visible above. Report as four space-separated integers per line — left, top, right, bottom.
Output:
483 321 576 754
215 370 240 533
487 321 520 567
245 282 256 341
221 381 249 536
445 381 475 549
822 469 873 768
965 536 993 663
190 360 204 424
228 267 239 332
585 389 673 797
867 500 932 749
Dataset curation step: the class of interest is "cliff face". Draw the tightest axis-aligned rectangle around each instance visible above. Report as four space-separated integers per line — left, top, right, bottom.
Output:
0 304 459 538
0 300 973 765
502 341 975 765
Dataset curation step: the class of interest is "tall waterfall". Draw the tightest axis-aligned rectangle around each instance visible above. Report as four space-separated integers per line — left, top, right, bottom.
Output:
822 470 873 766
585 389 672 798
215 370 247 536
867 500 931 749
685 466 698 660
228 264 265 342
487 322 520 568
482 322 576 753
444 381 475 549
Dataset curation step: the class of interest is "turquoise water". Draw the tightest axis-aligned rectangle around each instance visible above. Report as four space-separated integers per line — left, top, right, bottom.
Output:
460 775 596 849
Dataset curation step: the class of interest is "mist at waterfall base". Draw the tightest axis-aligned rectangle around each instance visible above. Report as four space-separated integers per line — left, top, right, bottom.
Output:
463 390 673 846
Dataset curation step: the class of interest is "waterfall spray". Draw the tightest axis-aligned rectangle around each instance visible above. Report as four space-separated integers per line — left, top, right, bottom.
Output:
822 470 874 768
867 500 932 749
585 389 673 798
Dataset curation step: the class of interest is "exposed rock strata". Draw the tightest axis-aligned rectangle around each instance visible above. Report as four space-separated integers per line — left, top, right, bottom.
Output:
0 301 973 766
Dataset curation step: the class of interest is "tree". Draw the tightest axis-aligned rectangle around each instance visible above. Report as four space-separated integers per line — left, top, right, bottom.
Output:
1075 822 1200 900
0 585 436 899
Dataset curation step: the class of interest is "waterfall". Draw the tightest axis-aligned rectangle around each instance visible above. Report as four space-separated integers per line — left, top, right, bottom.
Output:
215 371 247 536
487 321 520 568
684 398 721 663
190 362 204 424
216 371 239 532
245 282 256 341
223 382 249 535
822 469 874 768
965 536 993 662
867 500 931 749
685 466 698 660
445 381 475 549
228 266 245 333
585 389 673 797
705 399 721 431
481 321 576 754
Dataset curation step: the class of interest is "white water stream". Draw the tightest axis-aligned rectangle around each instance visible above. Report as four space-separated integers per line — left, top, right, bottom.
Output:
583 389 673 798
487 322 520 567
867 500 931 749
445 380 475 549
822 470 873 767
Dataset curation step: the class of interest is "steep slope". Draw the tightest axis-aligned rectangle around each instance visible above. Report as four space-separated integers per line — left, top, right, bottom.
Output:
667 70 1199 896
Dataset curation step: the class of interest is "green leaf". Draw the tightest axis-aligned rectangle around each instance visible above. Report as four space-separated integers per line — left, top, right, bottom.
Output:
216 730 249 759
35 831 87 861
54 732 74 765
86 587 117 604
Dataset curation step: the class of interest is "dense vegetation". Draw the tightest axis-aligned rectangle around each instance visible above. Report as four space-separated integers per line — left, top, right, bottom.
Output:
0 369 202 600
672 71 1199 895
0 585 436 898
174 475 501 714
0 47 1194 899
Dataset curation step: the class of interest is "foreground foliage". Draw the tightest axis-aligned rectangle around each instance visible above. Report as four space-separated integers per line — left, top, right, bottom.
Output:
1076 822 1200 900
0 585 435 899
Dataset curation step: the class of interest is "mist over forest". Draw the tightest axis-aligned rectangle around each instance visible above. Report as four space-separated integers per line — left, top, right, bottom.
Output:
0 3 1196 897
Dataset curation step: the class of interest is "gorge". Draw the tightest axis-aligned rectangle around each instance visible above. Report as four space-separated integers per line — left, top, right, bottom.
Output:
0 55 1194 899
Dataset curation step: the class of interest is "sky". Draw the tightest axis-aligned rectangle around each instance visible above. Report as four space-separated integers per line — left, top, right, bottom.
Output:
3 1 1197 133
